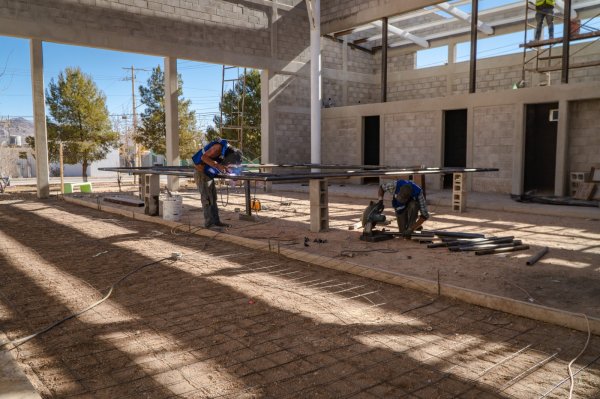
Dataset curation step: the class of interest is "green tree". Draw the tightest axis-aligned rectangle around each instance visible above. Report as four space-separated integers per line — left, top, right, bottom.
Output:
28 67 118 181
135 66 200 161
207 69 261 161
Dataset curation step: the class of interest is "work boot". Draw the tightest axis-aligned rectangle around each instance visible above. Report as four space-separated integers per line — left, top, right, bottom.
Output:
214 222 231 228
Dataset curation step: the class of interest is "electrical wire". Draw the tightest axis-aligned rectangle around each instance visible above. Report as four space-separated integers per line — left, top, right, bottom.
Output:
567 314 591 399
0 256 175 352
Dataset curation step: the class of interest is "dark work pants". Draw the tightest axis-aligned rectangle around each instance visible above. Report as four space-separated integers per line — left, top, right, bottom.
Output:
396 200 419 233
194 171 221 227
535 7 554 41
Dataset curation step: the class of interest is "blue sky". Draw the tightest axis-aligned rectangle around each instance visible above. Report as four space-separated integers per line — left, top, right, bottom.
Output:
0 36 225 131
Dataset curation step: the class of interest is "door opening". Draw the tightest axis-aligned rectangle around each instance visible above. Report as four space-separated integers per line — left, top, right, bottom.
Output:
363 116 380 185
524 103 558 194
443 109 467 189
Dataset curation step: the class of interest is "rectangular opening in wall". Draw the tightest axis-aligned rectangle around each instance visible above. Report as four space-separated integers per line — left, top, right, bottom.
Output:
524 102 558 195
416 46 448 69
363 115 380 185
443 109 467 189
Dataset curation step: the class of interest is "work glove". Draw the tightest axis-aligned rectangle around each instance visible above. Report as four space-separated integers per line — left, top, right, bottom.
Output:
376 199 384 208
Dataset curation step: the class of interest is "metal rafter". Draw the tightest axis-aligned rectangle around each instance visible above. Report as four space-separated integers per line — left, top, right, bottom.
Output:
435 2 494 35
371 20 430 48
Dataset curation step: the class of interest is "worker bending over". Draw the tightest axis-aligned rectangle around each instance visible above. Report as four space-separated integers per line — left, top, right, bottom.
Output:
192 138 242 229
378 179 430 237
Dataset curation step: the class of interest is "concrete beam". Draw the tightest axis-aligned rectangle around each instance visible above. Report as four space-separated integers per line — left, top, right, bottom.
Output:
30 39 49 199
322 0 445 34
164 57 179 191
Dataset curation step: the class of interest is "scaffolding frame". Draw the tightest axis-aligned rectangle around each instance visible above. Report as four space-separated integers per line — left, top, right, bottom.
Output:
521 0 600 86
219 65 247 153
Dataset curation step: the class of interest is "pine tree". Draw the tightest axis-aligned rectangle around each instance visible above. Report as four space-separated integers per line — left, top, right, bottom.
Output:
207 69 261 161
28 67 118 181
135 66 200 161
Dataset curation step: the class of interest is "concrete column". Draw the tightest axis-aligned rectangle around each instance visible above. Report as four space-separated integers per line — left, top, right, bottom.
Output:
555 100 569 196
465 106 474 191
309 0 321 164
164 57 179 191
30 39 49 199
342 37 348 106
260 69 270 164
511 103 526 195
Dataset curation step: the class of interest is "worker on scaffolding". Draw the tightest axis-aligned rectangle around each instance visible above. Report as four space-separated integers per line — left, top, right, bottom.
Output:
534 0 555 41
192 138 242 229
377 179 430 238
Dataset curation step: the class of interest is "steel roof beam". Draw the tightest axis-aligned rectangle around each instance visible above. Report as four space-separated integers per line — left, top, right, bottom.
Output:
371 20 430 48
435 2 494 35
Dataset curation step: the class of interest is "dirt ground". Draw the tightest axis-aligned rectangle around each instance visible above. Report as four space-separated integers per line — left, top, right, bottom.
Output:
0 184 599 398
74 180 600 319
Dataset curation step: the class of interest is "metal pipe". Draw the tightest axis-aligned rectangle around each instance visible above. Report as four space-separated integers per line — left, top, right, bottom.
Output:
428 236 514 249
469 0 479 93
450 240 522 252
429 230 486 239
475 245 530 256
561 0 572 83
381 17 388 103
526 247 549 265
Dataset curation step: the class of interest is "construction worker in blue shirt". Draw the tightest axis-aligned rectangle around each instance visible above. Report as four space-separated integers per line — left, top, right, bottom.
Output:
191 138 242 229
534 0 555 41
378 179 430 238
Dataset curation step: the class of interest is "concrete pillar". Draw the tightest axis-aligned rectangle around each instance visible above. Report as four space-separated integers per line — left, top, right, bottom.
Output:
30 39 49 199
465 106 474 192
260 69 270 164
309 0 321 164
555 100 569 196
511 103 526 195
164 57 179 191
342 37 348 106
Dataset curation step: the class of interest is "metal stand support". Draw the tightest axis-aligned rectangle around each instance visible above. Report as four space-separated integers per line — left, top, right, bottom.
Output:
240 179 257 221
452 173 466 212
310 179 329 232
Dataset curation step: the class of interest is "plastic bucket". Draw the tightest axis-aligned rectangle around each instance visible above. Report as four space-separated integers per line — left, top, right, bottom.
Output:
162 195 183 222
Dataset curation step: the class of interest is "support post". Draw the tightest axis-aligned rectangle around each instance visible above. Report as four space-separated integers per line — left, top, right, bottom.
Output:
561 0 572 84
165 57 180 191
308 0 321 164
59 142 64 194
309 179 328 232
30 39 49 199
555 100 569 195
381 16 388 103
469 0 479 94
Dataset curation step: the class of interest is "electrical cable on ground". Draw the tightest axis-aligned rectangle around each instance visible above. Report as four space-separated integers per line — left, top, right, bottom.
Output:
567 313 591 399
0 256 176 352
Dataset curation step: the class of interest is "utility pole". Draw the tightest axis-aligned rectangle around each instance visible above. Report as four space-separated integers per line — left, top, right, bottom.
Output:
122 66 148 183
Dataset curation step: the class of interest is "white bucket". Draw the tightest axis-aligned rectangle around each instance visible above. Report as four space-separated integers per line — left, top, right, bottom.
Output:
162 195 183 222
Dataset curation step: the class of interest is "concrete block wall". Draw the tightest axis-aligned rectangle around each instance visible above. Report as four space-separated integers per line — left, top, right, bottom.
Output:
568 99 600 174
322 117 361 165
348 82 379 105
382 112 438 168
274 111 311 163
472 105 514 193
388 75 447 101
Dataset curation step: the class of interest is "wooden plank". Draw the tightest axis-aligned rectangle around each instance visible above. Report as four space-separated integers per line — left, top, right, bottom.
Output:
573 182 596 200
104 196 145 207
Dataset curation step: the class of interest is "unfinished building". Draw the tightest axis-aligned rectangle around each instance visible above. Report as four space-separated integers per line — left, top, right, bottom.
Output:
1 1 600 398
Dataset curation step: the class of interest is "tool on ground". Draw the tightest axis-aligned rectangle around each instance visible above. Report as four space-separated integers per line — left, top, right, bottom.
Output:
251 198 262 211
360 200 392 242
